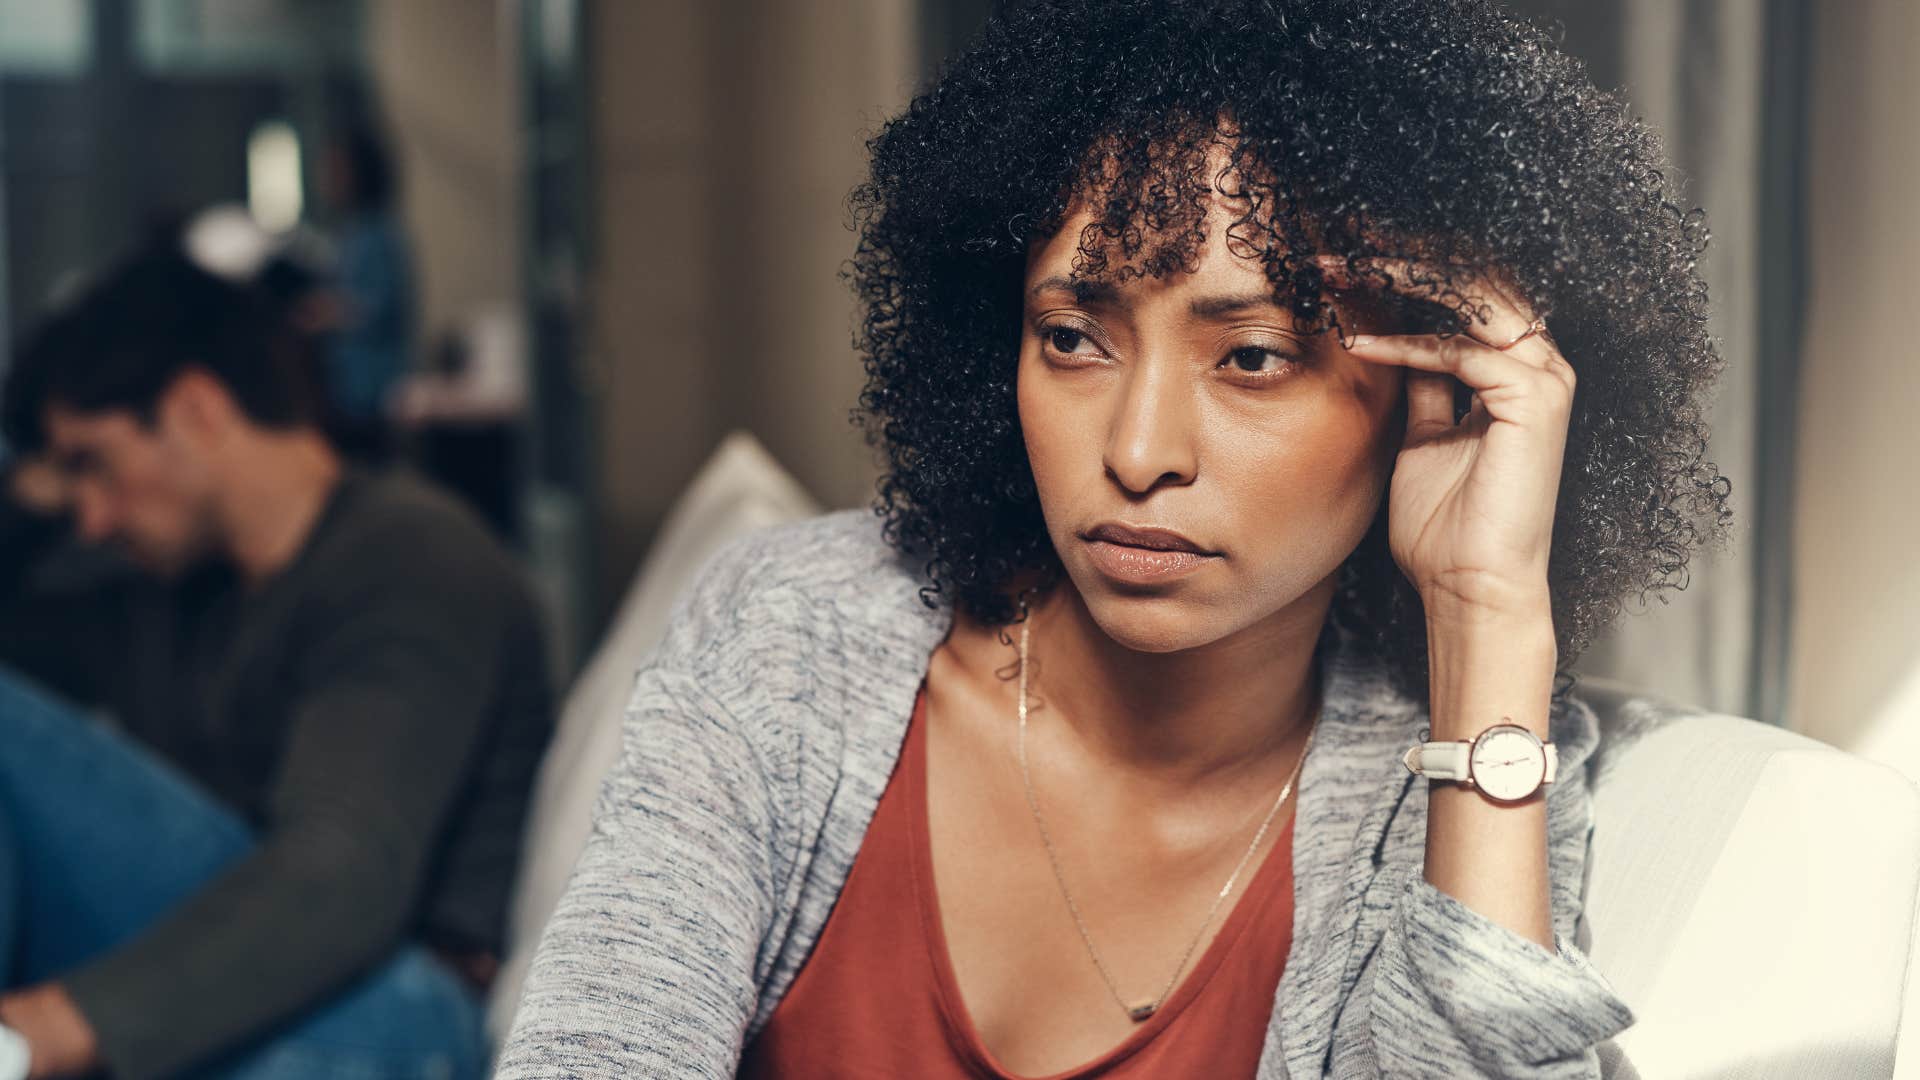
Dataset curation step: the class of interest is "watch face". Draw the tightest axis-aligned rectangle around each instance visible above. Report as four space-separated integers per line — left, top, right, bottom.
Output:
1469 725 1547 801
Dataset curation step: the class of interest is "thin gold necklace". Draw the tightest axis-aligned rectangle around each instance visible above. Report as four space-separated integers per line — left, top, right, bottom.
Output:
1014 615 1316 1023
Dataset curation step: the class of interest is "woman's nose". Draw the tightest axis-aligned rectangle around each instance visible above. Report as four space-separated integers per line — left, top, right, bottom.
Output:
1102 360 1198 495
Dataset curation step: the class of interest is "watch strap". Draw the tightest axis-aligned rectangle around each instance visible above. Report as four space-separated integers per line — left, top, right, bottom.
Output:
1401 740 1471 780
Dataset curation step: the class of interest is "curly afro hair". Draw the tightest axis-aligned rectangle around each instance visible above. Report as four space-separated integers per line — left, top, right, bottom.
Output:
849 0 1732 702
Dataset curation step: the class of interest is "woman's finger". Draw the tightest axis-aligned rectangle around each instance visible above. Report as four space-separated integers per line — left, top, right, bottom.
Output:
1403 370 1456 440
1344 332 1570 409
1311 254 1542 356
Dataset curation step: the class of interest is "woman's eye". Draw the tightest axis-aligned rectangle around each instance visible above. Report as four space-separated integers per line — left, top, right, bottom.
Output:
1047 326 1096 355
1224 346 1300 376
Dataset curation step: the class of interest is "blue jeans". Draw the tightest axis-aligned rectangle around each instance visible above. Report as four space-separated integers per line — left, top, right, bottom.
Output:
0 668 488 1079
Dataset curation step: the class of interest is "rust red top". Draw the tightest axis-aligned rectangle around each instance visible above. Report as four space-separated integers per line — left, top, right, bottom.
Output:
740 679 1296 1078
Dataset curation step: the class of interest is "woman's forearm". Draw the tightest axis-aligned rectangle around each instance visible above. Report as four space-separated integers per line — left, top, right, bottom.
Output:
1419 594 1560 950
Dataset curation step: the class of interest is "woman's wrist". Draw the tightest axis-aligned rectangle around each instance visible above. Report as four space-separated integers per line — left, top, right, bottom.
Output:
1420 573 1554 630
1423 595 1558 742
1419 595 1560 948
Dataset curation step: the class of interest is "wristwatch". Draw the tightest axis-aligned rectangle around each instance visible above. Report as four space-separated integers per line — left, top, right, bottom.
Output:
0 1022 27 1080
1402 721 1556 802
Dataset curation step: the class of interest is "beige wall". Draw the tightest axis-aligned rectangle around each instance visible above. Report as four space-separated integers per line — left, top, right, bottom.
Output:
1573 0 1762 717
705 0 916 511
1790 0 1920 751
365 0 520 351
587 0 721 590
588 0 915 592
359 0 915 614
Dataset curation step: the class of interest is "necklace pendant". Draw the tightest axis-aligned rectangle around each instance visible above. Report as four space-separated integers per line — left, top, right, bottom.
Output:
1127 1002 1158 1022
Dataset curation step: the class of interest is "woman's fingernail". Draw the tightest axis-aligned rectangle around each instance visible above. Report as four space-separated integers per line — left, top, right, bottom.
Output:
1348 335 1377 348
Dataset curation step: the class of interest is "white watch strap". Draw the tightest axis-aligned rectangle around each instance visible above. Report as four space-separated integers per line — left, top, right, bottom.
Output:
1403 740 1471 780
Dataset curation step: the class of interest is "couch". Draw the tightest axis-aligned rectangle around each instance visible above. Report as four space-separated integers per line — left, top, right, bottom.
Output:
488 432 1920 1077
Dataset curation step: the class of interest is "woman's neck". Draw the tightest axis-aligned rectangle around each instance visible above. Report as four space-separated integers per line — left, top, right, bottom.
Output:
1014 580 1330 793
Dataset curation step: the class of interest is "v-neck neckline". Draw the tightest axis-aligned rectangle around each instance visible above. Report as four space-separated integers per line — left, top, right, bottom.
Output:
906 680 1299 1079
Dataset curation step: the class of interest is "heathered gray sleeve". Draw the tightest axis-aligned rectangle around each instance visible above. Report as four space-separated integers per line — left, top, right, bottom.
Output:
1359 697 1634 1078
495 671 773 1078
493 540 778 1078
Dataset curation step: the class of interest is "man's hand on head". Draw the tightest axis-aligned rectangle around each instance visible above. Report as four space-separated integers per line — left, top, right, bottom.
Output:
0 984 101 1079
4 458 71 518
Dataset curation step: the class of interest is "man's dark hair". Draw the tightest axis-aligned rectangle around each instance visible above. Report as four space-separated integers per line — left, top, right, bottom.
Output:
849 0 1733 703
2 249 317 454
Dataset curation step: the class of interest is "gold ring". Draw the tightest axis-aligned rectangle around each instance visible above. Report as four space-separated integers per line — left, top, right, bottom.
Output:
1490 316 1548 351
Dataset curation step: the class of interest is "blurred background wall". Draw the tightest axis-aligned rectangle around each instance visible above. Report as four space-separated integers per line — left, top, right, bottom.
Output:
1794 0 1920 759
1502 0 1774 728
364 0 518 352
587 0 915 598
2 0 1914 769
0 0 357 331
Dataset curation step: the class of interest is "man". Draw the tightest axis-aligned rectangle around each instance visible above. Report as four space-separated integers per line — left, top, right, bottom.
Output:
0 250 553 1078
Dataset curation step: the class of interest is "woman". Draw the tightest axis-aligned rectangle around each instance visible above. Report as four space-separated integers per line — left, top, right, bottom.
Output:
302 124 415 462
498 0 1728 1075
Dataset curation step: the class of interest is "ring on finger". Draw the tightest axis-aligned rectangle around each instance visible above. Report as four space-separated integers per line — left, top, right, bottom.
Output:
1486 316 1548 351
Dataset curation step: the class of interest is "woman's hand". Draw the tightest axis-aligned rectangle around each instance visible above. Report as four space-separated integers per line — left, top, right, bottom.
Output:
1323 261 1568 943
1323 258 1575 623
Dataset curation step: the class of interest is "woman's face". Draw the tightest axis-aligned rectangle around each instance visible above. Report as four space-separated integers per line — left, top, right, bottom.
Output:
1018 191 1406 654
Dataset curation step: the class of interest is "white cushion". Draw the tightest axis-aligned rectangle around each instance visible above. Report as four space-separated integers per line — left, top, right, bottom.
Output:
487 431 821 1043
1853 658 1920 1080
1577 678 1920 1078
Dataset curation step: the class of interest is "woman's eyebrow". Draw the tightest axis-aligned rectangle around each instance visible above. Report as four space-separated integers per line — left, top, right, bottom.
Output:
1027 277 1282 320
1027 275 1117 305
1188 291 1283 318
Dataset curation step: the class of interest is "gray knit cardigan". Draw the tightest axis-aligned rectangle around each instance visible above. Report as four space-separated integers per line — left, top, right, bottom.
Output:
494 508 1634 1078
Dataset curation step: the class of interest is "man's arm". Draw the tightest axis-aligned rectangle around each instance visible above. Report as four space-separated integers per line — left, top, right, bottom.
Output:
0 469 128 706
44 528 523 1079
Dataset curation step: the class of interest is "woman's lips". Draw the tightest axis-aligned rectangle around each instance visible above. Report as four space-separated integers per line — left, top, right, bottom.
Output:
1083 538 1217 584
